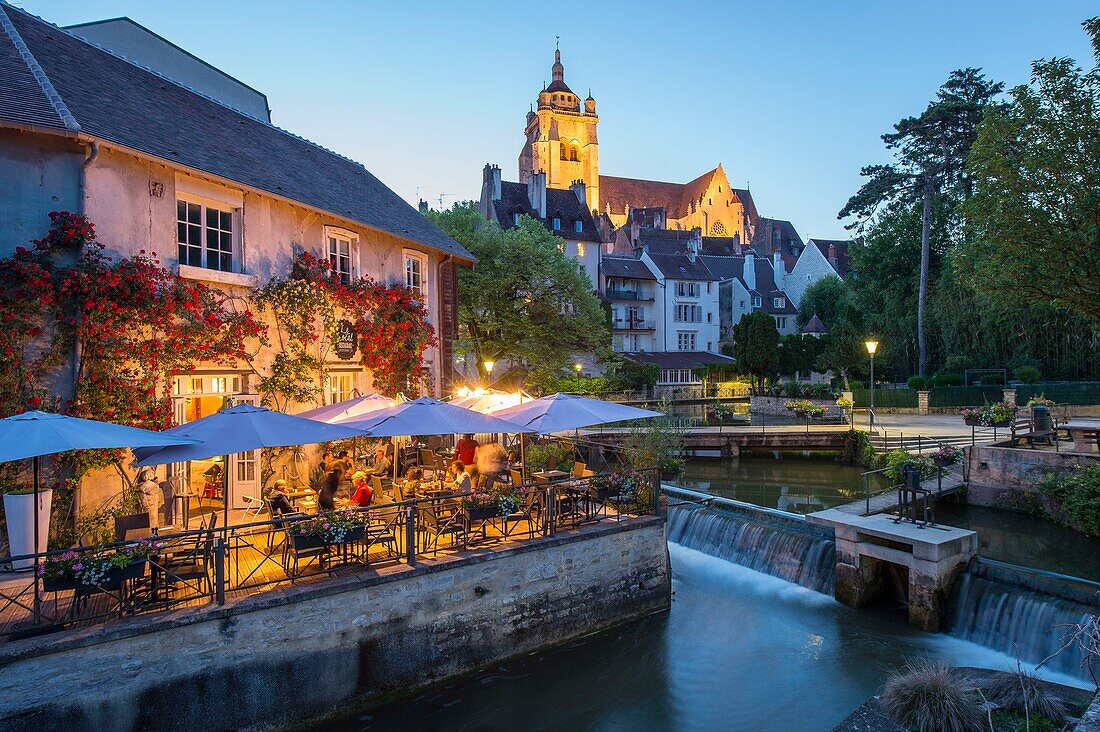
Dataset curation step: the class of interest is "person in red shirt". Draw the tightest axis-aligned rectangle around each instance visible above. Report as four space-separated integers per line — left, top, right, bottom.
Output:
347 471 373 508
453 434 479 467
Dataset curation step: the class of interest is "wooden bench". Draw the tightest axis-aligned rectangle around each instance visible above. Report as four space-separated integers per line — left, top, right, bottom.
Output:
1010 417 1053 448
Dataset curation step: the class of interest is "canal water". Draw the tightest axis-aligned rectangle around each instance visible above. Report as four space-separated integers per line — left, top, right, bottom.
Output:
328 544 1082 732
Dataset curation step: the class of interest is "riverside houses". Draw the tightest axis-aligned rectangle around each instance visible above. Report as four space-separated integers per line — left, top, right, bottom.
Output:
0 5 473 511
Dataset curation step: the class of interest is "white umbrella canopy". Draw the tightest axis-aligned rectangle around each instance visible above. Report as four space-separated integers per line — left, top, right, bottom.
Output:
294 393 399 424
490 393 663 434
133 404 366 466
449 389 530 414
338 397 536 437
0 410 200 462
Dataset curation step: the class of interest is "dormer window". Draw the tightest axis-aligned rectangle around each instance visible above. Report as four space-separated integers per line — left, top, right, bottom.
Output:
752 295 762 309
552 217 561 230
512 212 521 226
773 297 785 308
574 220 583 233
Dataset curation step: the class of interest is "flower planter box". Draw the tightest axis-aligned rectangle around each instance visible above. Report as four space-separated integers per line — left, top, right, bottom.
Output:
291 534 328 551
343 525 366 543
41 575 82 592
43 559 148 592
933 457 955 468
987 419 1010 428
963 417 981 426
465 506 497 521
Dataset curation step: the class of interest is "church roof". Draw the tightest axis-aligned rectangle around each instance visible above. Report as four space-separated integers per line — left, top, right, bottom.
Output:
0 4 472 261
599 165 723 220
492 181 602 243
732 188 759 227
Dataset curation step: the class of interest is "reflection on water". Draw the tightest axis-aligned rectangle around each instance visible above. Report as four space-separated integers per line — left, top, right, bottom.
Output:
322 545 1084 732
937 502 1100 582
672 455 873 514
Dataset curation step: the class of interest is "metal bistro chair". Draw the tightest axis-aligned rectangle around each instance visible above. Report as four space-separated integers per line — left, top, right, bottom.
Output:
420 500 467 555
502 487 545 538
114 512 151 542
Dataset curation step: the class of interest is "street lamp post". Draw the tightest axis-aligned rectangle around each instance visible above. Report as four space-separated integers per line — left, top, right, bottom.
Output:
574 362 583 376
865 340 878 433
483 359 495 386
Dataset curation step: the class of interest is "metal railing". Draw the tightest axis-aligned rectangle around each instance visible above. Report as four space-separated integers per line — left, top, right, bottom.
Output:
0 470 660 642
611 318 656 331
604 289 654 301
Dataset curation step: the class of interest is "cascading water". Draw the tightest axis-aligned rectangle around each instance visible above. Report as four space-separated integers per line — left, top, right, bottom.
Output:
666 503 835 595
947 572 1097 680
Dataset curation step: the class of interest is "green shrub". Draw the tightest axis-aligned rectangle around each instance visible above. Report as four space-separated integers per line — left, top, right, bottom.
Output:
1013 365 1042 384
881 450 937 483
804 382 833 399
987 667 1068 726
1041 465 1100 536
879 661 984 732
979 373 1005 386
524 443 574 473
847 380 864 390
933 373 964 387
907 375 927 391
840 429 874 465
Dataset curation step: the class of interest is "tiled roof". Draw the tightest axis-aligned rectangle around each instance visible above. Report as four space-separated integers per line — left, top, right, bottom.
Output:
809 238 853 279
751 217 804 271
621 351 736 369
601 256 655 281
700 236 743 256
0 7 75 131
600 166 720 219
636 228 698 255
647 253 715 281
492 181 601 243
732 188 758 227
0 4 472 261
801 314 828 334
697 255 743 281
699 254 796 315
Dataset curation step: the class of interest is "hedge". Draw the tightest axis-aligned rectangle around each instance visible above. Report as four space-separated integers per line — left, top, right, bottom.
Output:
927 386 1005 408
852 388 918 408
1016 382 1100 406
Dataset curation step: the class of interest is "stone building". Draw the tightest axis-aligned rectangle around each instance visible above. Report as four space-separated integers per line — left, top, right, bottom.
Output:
0 6 472 510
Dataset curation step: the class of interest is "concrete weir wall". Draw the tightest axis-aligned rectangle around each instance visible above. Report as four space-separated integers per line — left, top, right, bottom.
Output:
0 519 670 732
967 444 1100 509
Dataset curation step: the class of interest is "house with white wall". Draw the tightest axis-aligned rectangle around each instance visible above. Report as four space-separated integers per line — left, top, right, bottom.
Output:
701 252 799 340
786 238 853 307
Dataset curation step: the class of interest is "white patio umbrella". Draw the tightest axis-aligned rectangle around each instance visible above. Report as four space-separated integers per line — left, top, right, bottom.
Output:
490 393 662 434
0 411 200 619
133 403 367 528
448 388 531 414
294 393 398 423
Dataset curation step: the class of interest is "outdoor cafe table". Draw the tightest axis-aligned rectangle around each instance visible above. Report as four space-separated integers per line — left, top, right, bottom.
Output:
532 469 568 482
1062 419 1100 453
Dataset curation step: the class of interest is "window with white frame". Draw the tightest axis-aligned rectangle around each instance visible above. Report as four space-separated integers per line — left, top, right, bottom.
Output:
676 282 699 298
677 331 696 351
177 198 236 272
751 295 762 309
773 296 786 309
512 212 521 226
327 229 358 285
328 372 356 404
405 250 427 297
776 316 787 329
675 304 702 323
663 368 700 384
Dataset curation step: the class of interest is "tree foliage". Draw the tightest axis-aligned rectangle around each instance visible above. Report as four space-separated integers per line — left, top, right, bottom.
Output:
815 306 867 391
958 18 1100 326
796 275 850 330
728 311 780 394
429 203 609 387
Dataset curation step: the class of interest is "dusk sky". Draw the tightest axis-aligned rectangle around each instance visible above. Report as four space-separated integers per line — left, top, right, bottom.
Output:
17 0 1097 240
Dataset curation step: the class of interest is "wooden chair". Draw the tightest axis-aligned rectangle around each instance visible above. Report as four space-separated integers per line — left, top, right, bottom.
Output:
571 461 587 478
510 469 524 487
114 512 151 542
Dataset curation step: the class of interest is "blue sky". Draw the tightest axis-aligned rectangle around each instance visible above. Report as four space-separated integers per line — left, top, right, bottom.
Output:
16 0 1097 240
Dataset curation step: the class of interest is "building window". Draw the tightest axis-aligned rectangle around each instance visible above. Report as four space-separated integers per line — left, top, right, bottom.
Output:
574 220 583 234
512 212 521 226
707 312 712 323
776 316 787 329
177 198 236 272
404 251 427 296
576 241 586 257
676 282 699 298
707 341 713 351
569 146 580 162
739 300 746 309
552 218 561 230
328 372 355 404
327 230 357 285
677 332 696 351
751 295 762 309
675 304 702 323
560 142 568 160
773 296 786 308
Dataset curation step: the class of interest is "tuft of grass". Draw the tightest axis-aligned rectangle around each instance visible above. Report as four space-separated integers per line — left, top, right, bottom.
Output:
987 667 1068 726
880 661 985 732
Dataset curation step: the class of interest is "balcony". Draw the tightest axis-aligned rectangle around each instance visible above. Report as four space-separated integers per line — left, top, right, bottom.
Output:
605 289 654 301
613 318 656 331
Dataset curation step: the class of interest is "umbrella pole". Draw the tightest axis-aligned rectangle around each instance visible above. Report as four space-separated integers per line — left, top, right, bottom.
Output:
519 434 526 485
222 454 229 531
32 455 40 625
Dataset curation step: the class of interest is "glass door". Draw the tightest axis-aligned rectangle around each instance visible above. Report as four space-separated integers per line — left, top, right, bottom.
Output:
228 394 260 509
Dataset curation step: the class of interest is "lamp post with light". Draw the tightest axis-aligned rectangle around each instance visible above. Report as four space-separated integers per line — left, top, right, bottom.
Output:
483 359 495 386
574 362 583 377
865 340 878 433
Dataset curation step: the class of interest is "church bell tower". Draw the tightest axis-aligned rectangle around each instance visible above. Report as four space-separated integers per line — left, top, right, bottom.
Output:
518 48 600 213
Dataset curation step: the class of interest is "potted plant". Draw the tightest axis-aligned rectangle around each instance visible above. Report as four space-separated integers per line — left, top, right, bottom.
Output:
287 510 367 549
461 490 498 521
39 541 155 591
960 408 983 426
785 399 827 419
930 446 962 468
982 401 1016 427
3 484 53 571
1026 394 1054 408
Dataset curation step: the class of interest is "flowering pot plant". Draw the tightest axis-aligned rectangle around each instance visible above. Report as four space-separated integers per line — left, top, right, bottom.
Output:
1026 394 1054 408
982 401 1016 427
288 510 368 544
960 408 983 425
835 396 853 409
461 486 519 517
38 540 157 588
930 446 962 467
881 450 937 484
593 471 642 503
785 400 827 418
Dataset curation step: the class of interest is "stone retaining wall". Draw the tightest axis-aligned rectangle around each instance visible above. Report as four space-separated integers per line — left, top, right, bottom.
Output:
966 444 1100 510
750 395 843 419
0 518 670 732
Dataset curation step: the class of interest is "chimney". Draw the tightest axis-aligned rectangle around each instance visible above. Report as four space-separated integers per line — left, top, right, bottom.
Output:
744 251 756 291
686 229 701 262
773 250 784 289
527 171 547 218
483 163 502 201
418 199 429 214
569 179 586 205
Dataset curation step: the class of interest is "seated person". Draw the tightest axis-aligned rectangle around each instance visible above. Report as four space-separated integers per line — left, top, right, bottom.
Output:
453 463 473 494
443 459 463 485
267 479 297 516
318 468 341 511
347 472 373 508
369 447 393 478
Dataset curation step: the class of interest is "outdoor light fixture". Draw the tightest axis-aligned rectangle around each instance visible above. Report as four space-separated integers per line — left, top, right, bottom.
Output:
865 340 878 432
483 360 495 375
574 362 583 374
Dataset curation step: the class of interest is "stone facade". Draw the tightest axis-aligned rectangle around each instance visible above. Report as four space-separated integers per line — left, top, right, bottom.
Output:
967 444 1100 512
0 519 670 732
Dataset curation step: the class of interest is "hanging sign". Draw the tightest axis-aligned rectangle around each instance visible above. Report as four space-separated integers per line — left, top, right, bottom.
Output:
334 320 358 360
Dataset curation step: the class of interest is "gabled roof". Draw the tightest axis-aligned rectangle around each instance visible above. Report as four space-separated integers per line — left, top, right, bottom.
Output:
491 181 601 243
808 238 853 279
599 165 722 220
647 253 715 281
801 314 828 334
0 4 472 261
601 256 655 281
751 217 804 271
732 188 758 227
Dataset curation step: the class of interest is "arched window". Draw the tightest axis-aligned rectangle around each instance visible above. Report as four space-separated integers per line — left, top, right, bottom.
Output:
560 142 568 160
570 145 580 162
711 221 727 236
